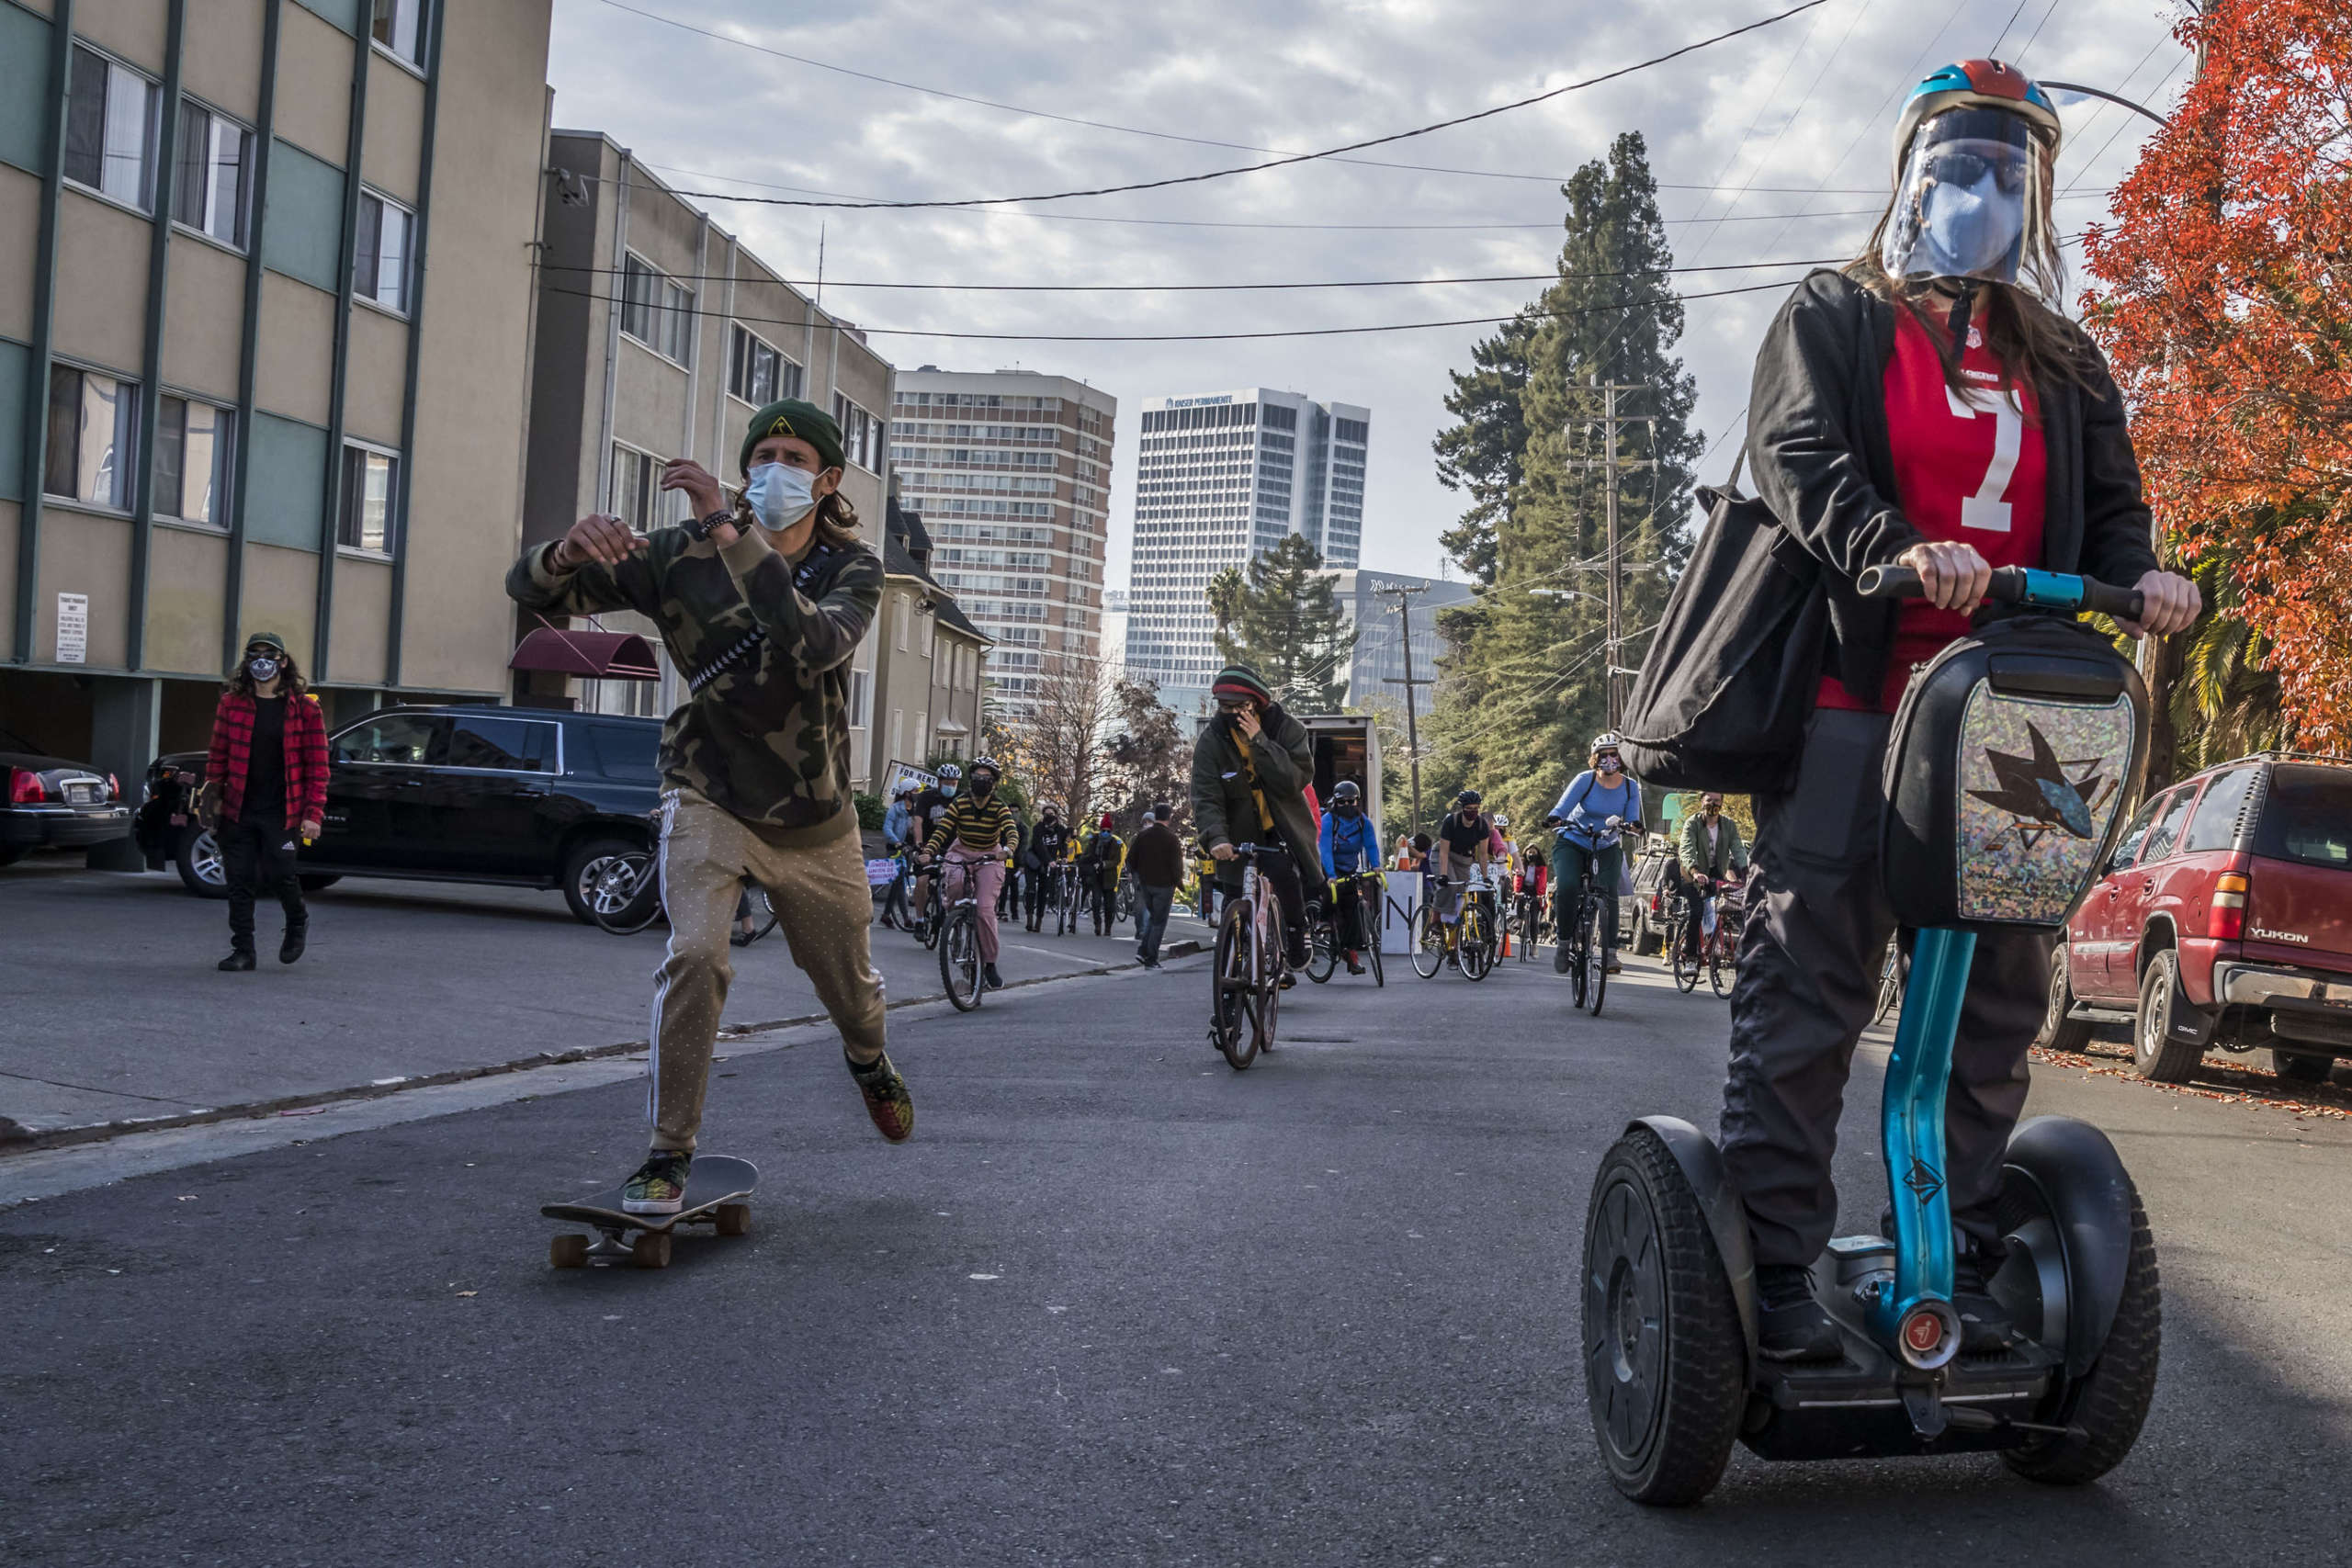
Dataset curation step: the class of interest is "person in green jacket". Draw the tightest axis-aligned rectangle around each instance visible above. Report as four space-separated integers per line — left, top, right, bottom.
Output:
1188 664 1319 975
1674 791 1749 963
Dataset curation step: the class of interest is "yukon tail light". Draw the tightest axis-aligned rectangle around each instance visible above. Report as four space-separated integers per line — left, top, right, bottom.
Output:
2210 871 2249 941
107 773 121 799
8 767 44 805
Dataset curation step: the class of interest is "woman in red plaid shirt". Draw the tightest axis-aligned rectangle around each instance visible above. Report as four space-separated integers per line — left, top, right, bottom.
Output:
203 632 329 971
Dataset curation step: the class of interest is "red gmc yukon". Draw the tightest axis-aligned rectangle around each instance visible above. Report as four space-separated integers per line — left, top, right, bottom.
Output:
2041 753 2352 1084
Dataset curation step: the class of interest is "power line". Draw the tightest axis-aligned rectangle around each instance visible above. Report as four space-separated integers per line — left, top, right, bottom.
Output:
1987 0 2035 57
590 0 1891 195
538 255 1849 293
646 3 1832 210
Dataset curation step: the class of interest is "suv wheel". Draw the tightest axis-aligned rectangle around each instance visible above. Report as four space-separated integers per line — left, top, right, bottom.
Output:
2037 945 2095 1052
2132 949 2206 1083
563 836 650 926
2273 1048 2335 1084
173 821 229 898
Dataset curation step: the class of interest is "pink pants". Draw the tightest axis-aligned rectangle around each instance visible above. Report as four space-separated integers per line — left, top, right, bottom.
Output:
944 849 1005 963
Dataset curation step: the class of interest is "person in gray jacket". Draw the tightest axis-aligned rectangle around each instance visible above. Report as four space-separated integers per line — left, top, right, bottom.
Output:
1188 664 1319 975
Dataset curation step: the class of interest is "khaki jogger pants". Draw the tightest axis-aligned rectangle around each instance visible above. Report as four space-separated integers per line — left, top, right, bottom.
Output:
649 789 888 1152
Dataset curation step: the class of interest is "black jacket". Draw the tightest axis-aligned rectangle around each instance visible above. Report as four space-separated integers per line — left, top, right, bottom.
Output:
1747 271 2162 706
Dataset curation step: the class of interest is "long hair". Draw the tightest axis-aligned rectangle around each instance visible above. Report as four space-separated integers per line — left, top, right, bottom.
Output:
1842 138 2098 414
230 645 307 700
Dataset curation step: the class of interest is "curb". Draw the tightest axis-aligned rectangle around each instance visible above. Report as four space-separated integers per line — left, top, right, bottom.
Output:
0 937 1206 1158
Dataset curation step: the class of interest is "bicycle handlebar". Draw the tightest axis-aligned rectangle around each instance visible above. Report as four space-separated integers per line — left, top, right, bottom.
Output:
1856 563 2144 622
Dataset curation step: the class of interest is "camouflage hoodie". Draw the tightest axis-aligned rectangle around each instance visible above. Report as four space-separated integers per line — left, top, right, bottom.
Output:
506 524 883 842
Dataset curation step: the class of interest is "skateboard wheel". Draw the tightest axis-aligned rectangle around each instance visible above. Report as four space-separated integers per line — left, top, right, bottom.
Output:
549 1234 589 1269
629 1231 673 1269
716 1202 751 1237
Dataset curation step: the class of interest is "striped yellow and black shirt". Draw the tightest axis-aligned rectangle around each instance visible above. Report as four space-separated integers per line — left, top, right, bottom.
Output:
922 795 1019 855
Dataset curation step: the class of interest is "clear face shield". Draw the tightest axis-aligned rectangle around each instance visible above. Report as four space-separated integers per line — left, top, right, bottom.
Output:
1880 108 2050 289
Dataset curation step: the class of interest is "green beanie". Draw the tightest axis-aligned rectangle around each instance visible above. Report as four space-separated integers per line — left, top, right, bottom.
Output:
740 398 844 479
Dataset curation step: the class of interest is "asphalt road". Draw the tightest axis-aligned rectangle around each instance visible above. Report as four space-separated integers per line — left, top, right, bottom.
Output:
0 860 1201 1138
6 950 2349 1566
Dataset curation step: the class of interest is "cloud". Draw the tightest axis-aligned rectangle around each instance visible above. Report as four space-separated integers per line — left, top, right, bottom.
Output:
548 0 2194 586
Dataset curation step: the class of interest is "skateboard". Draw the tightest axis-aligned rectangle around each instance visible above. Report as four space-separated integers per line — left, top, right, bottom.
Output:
540 1156 758 1269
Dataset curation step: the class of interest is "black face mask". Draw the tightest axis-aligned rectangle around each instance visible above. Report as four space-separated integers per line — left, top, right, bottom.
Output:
1335 802 1360 819
972 780 996 798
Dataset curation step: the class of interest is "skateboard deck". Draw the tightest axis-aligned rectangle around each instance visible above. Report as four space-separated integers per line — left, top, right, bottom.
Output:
540 1155 758 1269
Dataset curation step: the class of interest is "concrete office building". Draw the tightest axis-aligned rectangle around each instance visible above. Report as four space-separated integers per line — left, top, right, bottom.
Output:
1124 388 1367 716
888 367 1114 714
1317 568 1473 715
521 136 982 790
0 0 552 864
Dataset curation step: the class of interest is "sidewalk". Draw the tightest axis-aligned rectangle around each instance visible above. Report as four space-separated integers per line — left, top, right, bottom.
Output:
0 863 1204 1146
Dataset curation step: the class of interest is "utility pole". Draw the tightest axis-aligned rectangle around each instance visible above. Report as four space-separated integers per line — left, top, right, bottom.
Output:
1376 582 1431 830
1567 380 1652 728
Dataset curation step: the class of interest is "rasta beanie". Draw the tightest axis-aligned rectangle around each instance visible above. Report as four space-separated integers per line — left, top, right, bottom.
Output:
1210 664 1272 705
739 398 845 479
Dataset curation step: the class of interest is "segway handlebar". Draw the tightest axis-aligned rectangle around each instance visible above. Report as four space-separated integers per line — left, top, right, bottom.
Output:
1856 563 2144 622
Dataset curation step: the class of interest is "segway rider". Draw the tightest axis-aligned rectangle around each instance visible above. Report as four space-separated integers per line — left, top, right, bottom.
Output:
506 397 912 1215
1026 804 1071 930
1190 663 1319 976
1717 59 2199 1360
1317 779 1382 975
1431 790 1493 941
920 755 1018 990
1676 792 1748 963
1546 735 1641 975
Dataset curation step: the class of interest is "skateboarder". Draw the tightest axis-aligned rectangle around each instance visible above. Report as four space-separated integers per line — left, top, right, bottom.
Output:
507 398 913 1213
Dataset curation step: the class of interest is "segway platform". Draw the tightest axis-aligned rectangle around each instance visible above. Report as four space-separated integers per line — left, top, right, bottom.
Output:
540 1156 757 1269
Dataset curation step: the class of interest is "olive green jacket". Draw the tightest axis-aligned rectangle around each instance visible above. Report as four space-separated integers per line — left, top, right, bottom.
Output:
1189 704 1324 895
506 524 882 841
1678 810 1749 882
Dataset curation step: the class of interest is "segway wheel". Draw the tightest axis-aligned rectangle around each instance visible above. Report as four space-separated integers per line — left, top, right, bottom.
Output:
1580 1125 1746 1506
2005 1181 2162 1486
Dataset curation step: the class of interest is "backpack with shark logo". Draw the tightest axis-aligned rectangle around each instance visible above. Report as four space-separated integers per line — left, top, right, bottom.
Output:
1879 615 2149 931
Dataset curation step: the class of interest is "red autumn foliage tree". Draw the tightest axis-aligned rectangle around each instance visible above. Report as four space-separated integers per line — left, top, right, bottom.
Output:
2080 0 2352 750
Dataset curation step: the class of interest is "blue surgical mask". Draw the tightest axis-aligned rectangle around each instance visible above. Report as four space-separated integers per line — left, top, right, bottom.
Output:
744 461 817 532
1919 172 2023 278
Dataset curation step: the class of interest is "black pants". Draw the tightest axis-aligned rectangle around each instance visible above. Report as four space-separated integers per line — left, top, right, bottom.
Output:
1023 864 1060 926
1333 874 1371 953
221 816 305 949
1719 708 2051 1269
1224 847 1309 967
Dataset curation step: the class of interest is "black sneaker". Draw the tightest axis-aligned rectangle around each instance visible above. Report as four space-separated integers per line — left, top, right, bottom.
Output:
219 948 255 973
622 1150 692 1214
1952 1251 2025 1355
1756 1263 1843 1362
279 922 307 964
982 963 1004 990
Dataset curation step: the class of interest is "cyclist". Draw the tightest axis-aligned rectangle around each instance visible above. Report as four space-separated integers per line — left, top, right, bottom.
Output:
1189 663 1320 980
1518 835 1550 937
998 809 1028 922
1675 792 1748 964
1081 812 1125 936
1317 779 1382 975
1431 790 1495 957
1024 803 1071 931
1714 59 2199 1360
907 763 962 932
878 784 917 929
919 754 1018 991
1547 734 1640 976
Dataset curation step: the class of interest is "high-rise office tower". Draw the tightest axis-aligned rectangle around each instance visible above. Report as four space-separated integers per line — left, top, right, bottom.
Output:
1123 389 1368 716
888 368 1116 714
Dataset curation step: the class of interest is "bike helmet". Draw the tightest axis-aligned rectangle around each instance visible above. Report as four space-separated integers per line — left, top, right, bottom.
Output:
1892 58 2062 183
1591 733 1623 751
1455 789 1483 807
1331 780 1362 805
937 762 962 781
968 754 1001 777
1491 814 1509 829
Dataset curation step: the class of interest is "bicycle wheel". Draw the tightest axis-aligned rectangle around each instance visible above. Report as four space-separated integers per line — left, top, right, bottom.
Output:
1872 937 1903 1026
1409 903 1445 979
588 851 662 935
1251 914 1282 1055
1211 901 1258 1070
1367 933 1385 987
1707 928 1734 998
1460 902 1494 981
1305 916 1337 983
1582 899 1609 1017
1669 909 1701 993
941 909 982 1011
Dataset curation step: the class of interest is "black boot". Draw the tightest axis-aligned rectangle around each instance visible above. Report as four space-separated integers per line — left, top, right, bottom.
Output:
279 920 308 964
1951 1250 2025 1355
1755 1263 1843 1362
219 946 256 972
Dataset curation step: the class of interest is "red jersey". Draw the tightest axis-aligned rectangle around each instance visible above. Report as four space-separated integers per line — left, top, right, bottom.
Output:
1818 308 2047 712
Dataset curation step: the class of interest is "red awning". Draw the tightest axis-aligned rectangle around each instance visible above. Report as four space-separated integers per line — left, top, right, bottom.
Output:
509 628 661 680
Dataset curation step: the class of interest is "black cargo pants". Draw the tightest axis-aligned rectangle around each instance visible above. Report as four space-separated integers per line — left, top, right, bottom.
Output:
1718 707 2052 1269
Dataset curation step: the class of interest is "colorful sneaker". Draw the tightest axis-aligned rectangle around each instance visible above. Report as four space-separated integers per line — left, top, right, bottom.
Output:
621 1150 692 1214
848 1051 915 1144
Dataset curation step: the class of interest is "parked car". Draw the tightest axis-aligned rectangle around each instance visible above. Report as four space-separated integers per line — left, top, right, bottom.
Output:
2041 751 2352 1083
1621 833 1679 955
134 705 665 923
1 725 133 864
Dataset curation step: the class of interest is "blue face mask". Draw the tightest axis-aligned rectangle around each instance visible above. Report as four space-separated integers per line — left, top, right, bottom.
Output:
1920 172 2023 278
744 461 817 532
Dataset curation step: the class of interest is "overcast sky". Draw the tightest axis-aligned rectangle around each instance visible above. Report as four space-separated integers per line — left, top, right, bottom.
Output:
546 0 2198 589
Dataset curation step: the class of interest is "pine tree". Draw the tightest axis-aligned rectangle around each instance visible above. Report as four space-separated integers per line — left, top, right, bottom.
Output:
1205 534 1356 712
1426 130 1704 827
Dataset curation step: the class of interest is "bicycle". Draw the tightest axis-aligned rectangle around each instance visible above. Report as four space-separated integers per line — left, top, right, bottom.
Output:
1558 859 1610 1016
1410 869 1492 979
1305 869 1385 987
931 852 1001 1012
1665 887 1702 993
1044 861 1080 936
1703 874 1745 998
1513 882 1554 963
906 863 944 950
1459 874 1498 981
1208 843 1291 1071
1872 932 1905 1027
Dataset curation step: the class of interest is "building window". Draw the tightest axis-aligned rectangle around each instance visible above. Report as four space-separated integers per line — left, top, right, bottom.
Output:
154 397 236 525
64 44 159 210
338 444 399 553
849 667 873 730
354 190 414 312
621 254 695 365
44 365 140 511
372 0 426 64
728 325 799 405
610 444 670 533
174 102 252 247
831 394 880 472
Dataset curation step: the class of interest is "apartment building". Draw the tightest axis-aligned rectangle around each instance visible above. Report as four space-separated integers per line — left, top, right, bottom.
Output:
0 0 550 864
888 367 1114 713
1124 388 1369 715
872 495 987 779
